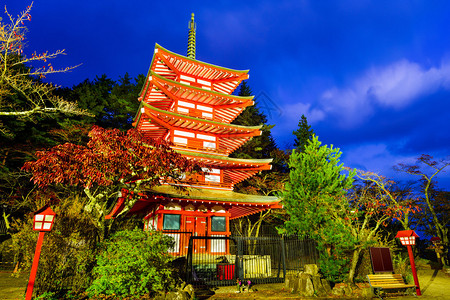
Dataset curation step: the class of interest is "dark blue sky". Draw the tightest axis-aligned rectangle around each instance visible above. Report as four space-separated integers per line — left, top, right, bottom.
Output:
4 0 450 189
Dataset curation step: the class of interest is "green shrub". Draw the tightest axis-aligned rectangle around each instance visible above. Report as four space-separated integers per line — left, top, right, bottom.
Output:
317 245 350 283
87 228 175 299
10 196 98 298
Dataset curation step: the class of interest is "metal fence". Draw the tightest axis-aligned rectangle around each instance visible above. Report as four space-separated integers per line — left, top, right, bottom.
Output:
181 234 318 286
0 237 15 271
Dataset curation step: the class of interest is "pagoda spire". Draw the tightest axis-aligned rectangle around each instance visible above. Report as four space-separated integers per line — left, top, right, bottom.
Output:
187 13 196 59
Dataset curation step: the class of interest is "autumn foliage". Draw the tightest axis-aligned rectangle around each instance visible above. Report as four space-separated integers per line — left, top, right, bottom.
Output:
23 126 200 190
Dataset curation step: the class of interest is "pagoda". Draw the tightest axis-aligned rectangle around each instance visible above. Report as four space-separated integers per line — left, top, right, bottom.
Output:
108 14 281 255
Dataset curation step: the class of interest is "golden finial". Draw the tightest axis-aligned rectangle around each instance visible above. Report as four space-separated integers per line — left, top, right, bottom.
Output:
187 13 196 59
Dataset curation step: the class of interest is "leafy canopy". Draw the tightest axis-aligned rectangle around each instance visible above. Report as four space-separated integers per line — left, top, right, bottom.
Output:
23 125 199 189
22 126 202 231
87 229 176 298
281 135 355 281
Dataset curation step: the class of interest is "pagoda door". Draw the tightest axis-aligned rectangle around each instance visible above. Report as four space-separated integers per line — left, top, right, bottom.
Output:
183 217 194 255
195 217 207 253
185 216 207 253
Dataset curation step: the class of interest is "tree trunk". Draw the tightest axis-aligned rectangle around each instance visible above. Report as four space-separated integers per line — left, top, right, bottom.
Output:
101 218 113 242
424 183 449 265
348 248 362 284
2 211 11 231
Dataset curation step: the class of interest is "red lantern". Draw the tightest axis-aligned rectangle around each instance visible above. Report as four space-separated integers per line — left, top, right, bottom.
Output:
33 205 56 231
395 230 421 296
395 230 419 246
26 205 56 300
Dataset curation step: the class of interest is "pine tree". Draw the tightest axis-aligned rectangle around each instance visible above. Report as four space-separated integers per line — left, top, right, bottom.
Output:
281 135 355 281
293 114 314 152
231 81 277 160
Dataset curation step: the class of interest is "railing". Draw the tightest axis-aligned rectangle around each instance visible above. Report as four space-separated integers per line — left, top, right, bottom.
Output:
176 234 319 287
163 179 233 190
175 109 226 124
172 142 229 156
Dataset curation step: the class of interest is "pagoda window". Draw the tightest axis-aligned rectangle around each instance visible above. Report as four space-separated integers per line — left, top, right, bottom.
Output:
203 168 222 183
199 135 216 149
202 167 220 174
205 174 220 182
177 107 189 114
180 74 196 82
197 104 213 112
163 214 181 230
171 130 219 151
197 79 211 88
197 105 213 119
211 216 226 232
174 130 195 138
203 141 216 149
178 100 195 108
175 100 215 120
197 133 215 141
202 112 213 119
173 136 187 145
178 74 212 90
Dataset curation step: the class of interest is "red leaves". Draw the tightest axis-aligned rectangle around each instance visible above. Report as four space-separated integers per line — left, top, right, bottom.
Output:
23 126 201 189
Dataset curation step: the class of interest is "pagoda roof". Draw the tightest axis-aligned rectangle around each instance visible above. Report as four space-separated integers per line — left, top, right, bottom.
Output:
147 44 249 95
134 103 262 155
139 72 254 123
176 150 272 187
135 185 281 220
176 150 273 166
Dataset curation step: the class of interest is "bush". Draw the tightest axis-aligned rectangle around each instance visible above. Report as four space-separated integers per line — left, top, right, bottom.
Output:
317 246 350 283
10 195 99 298
87 228 175 299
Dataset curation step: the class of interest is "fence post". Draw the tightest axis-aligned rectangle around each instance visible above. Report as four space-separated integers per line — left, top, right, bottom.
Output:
235 237 244 280
186 237 193 283
281 236 286 279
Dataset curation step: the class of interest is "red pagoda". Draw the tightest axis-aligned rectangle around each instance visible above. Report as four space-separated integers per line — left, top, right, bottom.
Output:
109 14 280 255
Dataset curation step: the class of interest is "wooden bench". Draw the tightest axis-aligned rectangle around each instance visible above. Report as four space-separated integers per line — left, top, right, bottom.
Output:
367 274 416 298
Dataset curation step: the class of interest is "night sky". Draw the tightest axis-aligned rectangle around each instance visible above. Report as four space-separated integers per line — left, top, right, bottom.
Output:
4 0 450 189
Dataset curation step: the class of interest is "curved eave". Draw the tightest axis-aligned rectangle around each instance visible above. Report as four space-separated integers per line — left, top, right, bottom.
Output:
176 149 273 167
149 185 280 205
138 73 254 124
140 44 249 96
149 186 281 220
106 187 281 220
140 102 262 134
133 104 262 154
178 151 272 185
146 71 254 106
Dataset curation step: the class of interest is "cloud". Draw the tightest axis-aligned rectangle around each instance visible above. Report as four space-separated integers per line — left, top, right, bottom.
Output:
341 143 416 178
341 143 450 188
319 59 450 128
276 102 325 123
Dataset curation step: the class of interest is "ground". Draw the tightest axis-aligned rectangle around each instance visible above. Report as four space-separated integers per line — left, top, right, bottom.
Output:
208 264 450 299
1 262 449 299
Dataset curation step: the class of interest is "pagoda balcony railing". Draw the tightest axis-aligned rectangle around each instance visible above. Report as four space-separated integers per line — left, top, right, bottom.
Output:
173 142 229 156
175 109 227 124
166 179 233 190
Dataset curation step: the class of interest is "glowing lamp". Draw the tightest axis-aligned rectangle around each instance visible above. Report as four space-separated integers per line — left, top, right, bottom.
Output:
395 230 421 296
395 230 419 246
33 205 56 231
26 204 56 300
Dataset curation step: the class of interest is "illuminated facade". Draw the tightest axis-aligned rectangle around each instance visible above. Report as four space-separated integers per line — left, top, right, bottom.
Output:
108 15 280 255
